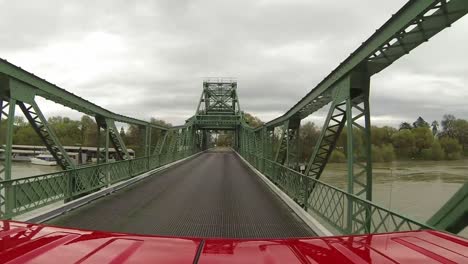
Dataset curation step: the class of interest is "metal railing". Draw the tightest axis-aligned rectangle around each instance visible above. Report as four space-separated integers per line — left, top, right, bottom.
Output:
241 151 432 235
0 149 198 219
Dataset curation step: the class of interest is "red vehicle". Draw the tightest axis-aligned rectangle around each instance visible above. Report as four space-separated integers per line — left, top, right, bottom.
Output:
0 220 466 263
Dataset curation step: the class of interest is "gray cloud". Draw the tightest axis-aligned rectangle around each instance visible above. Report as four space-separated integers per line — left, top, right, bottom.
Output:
1 0 466 126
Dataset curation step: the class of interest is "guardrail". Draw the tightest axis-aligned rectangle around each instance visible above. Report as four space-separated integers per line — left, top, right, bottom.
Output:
0 148 198 219
240 151 432 235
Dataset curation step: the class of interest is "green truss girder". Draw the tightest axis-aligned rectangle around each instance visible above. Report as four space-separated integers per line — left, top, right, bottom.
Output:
428 182 468 233
100 118 131 160
195 80 241 131
0 0 465 234
198 81 240 115
18 101 75 170
303 101 347 207
368 0 468 74
273 119 300 168
0 60 169 130
95 121 109 164
263 0 468 128
0 98 15 217
153 131 168 156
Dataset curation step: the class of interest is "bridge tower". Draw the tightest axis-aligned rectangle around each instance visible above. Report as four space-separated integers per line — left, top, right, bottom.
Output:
194 79 242 150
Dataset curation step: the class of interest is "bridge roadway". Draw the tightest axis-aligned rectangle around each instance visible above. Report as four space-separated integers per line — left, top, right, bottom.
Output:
48 149 315 238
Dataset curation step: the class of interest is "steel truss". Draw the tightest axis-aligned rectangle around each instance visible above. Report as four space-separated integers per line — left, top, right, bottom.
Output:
0 0 465 234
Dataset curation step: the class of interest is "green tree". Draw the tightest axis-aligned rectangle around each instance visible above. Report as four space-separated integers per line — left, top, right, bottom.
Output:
439 137 462 160
412 127 434 155
216 131 234 146
150 118 172 128
399 122 412 130
14 126 42 145
371 126 396 146
372 144 383 162
80 115 97 146
299 121 320 163
124 125 142 156
441 114 456 137
372 143 395 162
391 129 415 158
440 115 468 155
452 119 468 153
244 113 263 128
335 128 364 159
431 120 439 136
431 140 445 160
47 116 82 146
413 116 429 128
381 144 396 162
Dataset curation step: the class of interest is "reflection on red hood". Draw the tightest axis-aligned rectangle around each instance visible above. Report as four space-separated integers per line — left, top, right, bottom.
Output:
0 221 466 263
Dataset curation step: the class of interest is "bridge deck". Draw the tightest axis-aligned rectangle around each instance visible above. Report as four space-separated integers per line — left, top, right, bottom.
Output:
48 149 314 238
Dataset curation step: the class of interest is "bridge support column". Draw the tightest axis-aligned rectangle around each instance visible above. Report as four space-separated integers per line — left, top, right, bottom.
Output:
301 71 372 232
344 94 373 233
96 116 109 164
341 69 373 233
201 130 208 151
0 97 16 218
144 125 151 157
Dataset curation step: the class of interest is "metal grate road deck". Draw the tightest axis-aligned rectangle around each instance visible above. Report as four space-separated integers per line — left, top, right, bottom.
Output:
48 149 314 238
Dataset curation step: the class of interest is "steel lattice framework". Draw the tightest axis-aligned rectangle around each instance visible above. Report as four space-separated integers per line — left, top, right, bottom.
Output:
0 0 466 236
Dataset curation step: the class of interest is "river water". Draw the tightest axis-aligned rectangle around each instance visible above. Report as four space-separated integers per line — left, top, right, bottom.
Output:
10 159 468 237
321 159 468 237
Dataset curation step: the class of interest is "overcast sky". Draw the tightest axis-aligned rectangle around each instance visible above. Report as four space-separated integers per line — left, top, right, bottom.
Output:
1 0 467 127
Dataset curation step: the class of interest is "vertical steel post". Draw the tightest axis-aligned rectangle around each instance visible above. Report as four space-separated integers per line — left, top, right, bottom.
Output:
105 126 109 163
261 127 267 173
0 98 16 218
346 98 354 233
145 126 151 157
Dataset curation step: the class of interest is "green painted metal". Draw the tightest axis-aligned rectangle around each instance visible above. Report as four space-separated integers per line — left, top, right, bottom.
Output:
304 100 346 181
428 183 468 233
104 118 130 160
195 79 241 130
1 149 195 218
0 64 168 131
95 116 109 165
18 101 75 170
0 98 16 218
0 0 465 235
263 0 468 128
240 153 432 235
154 131 168 156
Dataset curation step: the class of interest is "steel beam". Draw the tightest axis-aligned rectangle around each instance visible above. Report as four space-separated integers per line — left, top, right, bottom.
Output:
18 101 75 170
263 0 468 129
0 97 15 218
0 61 168 130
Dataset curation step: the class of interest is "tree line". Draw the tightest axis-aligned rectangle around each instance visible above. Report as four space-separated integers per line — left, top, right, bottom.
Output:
2 113 467 162
0 115 171 157
299 115 467 163
219 113 467 163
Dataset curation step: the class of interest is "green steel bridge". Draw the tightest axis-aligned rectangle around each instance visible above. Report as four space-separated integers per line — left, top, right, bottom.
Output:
0 0 467 238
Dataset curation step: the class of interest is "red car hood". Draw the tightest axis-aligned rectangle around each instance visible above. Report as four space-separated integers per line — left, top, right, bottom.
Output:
0 221 466 263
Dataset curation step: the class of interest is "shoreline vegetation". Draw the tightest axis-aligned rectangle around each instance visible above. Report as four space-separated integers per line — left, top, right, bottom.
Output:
325 115 467 163
229 114 468 163
2 113 467 163
0 116 170 157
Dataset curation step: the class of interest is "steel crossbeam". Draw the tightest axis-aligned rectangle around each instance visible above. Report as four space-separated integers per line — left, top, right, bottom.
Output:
0 0 465 234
